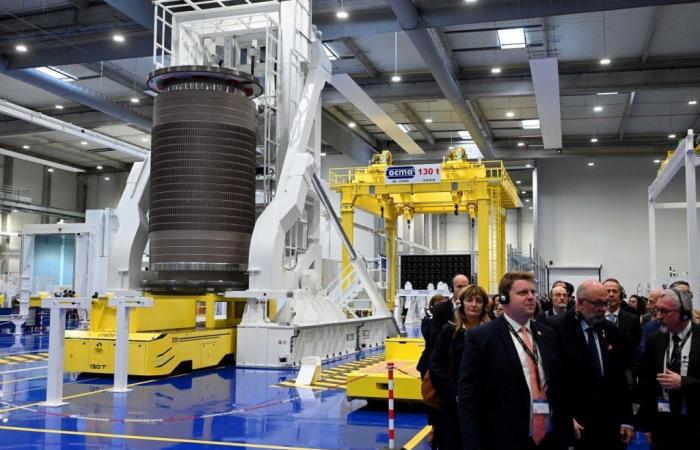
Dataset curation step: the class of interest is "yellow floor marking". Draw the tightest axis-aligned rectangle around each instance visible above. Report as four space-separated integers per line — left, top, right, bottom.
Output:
0 359 13 365
402 425 432 450
313 382 342 388
0 426 326 450
4 356 29 362
0 375 44 385
20 354 46 361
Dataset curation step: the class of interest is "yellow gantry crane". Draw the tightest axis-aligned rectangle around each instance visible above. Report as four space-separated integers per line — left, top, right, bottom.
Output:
329 148 521 307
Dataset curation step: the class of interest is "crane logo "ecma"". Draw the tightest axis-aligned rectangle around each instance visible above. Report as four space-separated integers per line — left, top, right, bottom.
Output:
386 166 415 179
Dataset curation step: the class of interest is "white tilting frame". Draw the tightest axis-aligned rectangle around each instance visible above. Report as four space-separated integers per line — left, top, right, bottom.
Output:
108 295 153 393
648 129 700 311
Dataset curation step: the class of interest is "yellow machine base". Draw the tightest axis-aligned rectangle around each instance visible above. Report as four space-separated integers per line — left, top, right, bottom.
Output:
346 337 423 401
64 327 235 377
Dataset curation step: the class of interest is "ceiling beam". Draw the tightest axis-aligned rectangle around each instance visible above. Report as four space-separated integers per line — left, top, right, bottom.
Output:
529 57 562 149
322 66 700 105
315 0 696 40
0 109 125 138
81 62 146 97
395 102 435 145
388 0 494 159
324 106 378 148
339 38 380 79
617 91 637 141
321 110 376 163
102 0 155 31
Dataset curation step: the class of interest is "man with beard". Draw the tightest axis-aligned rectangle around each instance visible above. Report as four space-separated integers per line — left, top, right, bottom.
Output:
548 280 634 449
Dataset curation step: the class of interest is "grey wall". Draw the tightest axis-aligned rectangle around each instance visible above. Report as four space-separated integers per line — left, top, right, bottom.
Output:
537 156 700 293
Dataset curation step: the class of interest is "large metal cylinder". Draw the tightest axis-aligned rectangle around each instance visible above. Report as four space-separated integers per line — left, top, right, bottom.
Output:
146 66 262 289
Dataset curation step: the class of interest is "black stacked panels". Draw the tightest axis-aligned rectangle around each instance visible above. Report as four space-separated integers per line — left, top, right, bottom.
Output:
399 254 472 290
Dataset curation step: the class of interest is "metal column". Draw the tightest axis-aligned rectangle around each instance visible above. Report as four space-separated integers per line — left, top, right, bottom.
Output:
477 199 490 292
108 296 153 393
341 202 355 290
385 215 397 310
685 143 700 308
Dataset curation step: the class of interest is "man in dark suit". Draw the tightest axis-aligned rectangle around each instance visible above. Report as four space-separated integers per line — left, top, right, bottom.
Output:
639 288 700 449
458 271 572 450
538 284 569 323
603 278 641 366
548 280 634 449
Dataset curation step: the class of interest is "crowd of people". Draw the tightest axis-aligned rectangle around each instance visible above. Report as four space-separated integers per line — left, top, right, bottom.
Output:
417 272 699 450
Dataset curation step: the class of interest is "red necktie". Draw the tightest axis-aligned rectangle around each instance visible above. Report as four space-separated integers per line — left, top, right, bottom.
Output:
520 326 546 444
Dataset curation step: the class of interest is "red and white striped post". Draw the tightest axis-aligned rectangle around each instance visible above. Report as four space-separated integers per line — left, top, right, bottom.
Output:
387 361 395 449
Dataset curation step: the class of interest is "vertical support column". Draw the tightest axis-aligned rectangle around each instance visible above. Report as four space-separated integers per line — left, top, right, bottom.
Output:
684 136 700 309
45 307 67 406
341 201 354 290
112 304 131 393
497 208 506 281
385 215 397 310
648 198 657 288
477 199 490 292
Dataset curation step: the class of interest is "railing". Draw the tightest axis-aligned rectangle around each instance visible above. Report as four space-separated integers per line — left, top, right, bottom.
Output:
326 257 386 317
0 185 31 203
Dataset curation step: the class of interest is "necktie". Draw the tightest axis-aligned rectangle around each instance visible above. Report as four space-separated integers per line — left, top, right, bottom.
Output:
667 335 683 414
586 327 603 377
606 313 618 325
520 326 546 444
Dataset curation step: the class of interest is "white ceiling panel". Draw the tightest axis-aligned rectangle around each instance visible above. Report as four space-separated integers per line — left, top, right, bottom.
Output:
648 4 700 57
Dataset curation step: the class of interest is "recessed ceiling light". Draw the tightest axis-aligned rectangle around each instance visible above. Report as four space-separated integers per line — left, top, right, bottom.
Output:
336 10 349 19
689 100 698 105
55 105 64 110
141 137 148 142
525 198 530 202
525 163 532 168
669 134 677 139
491 67 502 74
47 168 54 173
528 206 533 210
424 118 433 123
130 97 140 104
320 152 327 156
517 141 525 147
97 165 103 170
521 190 526 194
516 180 522 184
113 34 125 43
590 137 598 143
80 141 88 145
653 159 661 164
15 44 28 53
522 119 540 129
391 75 401 83
104 176 111 181
348 121 357 128
465 0 477 3
506 111 515 118
22 145 29 150
593 106 603 112
588 162 595 167
597 92 618 96
600 58 611 65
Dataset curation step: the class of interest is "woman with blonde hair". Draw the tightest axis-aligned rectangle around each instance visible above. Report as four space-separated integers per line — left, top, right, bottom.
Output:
428 285 490 449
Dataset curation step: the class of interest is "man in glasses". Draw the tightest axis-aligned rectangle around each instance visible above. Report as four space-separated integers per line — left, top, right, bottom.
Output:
548 280 634 450
639 288 699 449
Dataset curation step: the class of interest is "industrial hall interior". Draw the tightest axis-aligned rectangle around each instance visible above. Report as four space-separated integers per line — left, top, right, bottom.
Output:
2 0 700 449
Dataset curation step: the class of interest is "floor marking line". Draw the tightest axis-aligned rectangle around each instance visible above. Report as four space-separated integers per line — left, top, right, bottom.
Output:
0 375 45 385
401 425 432 450
0 365 48 376
0 426 327 450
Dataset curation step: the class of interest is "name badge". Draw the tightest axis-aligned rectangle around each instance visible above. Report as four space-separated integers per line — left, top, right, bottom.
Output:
533 400 550 415
657 399 671 413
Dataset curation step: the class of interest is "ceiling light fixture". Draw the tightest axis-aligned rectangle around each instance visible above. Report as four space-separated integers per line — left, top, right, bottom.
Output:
528 206 533 210
588 162 595 167
516 180 522 184
104 176 111 181
15 44 28 53
668 134 677 139
392 32 401 83
113 34 125 43
457 130 472 140
497 28 526 49
653 159 661 164
97 165 103 170
141 137 148 142
80 141 88 145
506 111 515 118
424 118 433 123
336 0 348 19
55 105 64 110
22 145 29 150
47 168 54 173
590 137 598 143
597 92 618 96
491 67 502 74
517 141 525 147
36 66 76 81
525 163 532 168
689 100 698 105
525 199 530 202
521 190 526 194
348 121 357 128
522 119 540 129
599 58 611 65
465 0 477 3
130 97 140 104
594 106 603 112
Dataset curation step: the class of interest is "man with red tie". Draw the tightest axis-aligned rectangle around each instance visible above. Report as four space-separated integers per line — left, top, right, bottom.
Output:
458 271 573 450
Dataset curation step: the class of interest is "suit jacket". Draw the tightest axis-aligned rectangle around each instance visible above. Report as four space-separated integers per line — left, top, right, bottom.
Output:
458 316 572 450
548 309 633 430
429 323 466 406
615 309 642 366
638 323 700 431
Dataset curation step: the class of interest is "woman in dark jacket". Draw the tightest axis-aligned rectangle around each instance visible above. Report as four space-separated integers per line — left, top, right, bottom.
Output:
417 294 447 378
429 284 489 450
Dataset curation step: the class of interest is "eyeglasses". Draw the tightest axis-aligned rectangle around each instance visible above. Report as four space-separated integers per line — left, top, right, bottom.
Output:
581 297 609 308
656 307 679 316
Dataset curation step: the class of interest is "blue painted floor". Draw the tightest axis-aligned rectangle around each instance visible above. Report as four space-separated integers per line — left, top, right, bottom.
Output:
0 331 651 450
0 332 430 450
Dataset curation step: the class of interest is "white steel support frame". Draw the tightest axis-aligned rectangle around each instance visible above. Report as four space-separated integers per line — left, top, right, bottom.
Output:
108 295 153 393
648 129 700 310
40 297 92 407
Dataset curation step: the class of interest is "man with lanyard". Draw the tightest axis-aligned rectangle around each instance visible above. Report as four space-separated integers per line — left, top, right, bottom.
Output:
459 271 572 450
639 288 700 449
